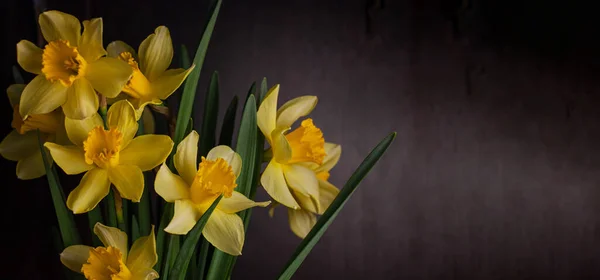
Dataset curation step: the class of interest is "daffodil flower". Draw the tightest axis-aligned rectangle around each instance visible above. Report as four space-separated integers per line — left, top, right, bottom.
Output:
60 223 158 279
106 26 195 118
0 84 68 179
257 85 324 211
16 10 132 120
44 100 173 214
155 131 270 255
288 143 341 238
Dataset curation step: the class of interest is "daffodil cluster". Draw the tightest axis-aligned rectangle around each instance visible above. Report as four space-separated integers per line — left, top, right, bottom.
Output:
258 85 342 238
2 8 348 280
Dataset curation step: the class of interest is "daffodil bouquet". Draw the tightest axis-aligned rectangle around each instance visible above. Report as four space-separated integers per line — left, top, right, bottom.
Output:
2 1 395 279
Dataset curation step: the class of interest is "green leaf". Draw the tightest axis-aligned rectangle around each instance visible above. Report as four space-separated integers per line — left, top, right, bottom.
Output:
169 196 223 280
132 215 141 242
218 95 238 146
181 44 191 69
233 95 257 198
163 234 180 279
155 203 174 273
104 189 118 228
277 132 397 280
206 95 258 279
199 71 220 157
173 0 222 150
185 117 194 137
244 81 256 104
196 238 211 280
87 207 103 246
138 172 152 236
37 130 81 248
227 80 268 276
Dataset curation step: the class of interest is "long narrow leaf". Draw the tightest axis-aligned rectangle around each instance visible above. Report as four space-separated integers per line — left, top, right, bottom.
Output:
173 0 222 148
155 203 174 273
199 71 220 156
218 95 239 146
197 238 211 280
207 95 258 279
87 207 103 246
233 95 257 197
138 172 152 236
169 196 223 280
277 132 396 280
163 234 180 279
181 44 191 69
37 130 81 247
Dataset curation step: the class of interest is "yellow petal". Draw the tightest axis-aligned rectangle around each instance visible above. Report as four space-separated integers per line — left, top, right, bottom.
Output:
257 84 279 142
127 225 157 274
142 107 155 134
271 126 291 163
206 145 242 177
282 164 319 204
60 245 93 273
203 209 244 256
119 135 173 171
63 78 98 120
276 96 317 129
218 191 270 214
108 165 144 202
85 57 133 98
0 130 37 161
288 208 316 239
67 168 110 214
19 75 68 118
65 113 103 147
44 143 93 175
316 143 341 173
165 199 200 235
291 191 318 214
155 163 190 202
107 100 138 148
139 26 173 81
39 10 81 45
107 40 137 58
16 151 46 180
131 268 159 280
93 223 129 261
261 160 299 209
7 84 26 107
318 179 339 214
152 67 195 99
16 40 43 74
174 130 199 185
78 18 106 62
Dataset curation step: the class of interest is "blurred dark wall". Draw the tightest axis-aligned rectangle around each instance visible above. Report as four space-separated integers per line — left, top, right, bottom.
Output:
3 0 600 279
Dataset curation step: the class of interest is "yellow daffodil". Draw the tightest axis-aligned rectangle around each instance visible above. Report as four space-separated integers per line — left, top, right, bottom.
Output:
257 85 324 211
155 131 270 255
0 84 68 179
60 223 158 279
44 100 173 213
17 10 132 120
106 26 195 118
288 143 341 238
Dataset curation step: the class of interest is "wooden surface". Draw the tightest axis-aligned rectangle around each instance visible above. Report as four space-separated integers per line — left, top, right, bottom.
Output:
2 0 600 279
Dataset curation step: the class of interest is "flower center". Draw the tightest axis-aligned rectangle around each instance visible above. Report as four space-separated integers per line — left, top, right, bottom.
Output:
284 118 326 164
190 157 237 206
83 126 123 169
118 52 152 100
82 246 132 280
42 40 87 87
11 104 61 135
316 171 330 182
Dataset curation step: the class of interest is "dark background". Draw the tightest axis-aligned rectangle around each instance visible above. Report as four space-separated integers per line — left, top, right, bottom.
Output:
3 0 600 279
